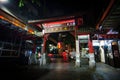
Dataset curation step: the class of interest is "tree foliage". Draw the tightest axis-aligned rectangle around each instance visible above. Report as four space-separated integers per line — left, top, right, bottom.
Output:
19 0 41 7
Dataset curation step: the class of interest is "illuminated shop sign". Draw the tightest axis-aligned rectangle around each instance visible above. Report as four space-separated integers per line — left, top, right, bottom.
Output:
42 19 75 33
98 34 120 39
35 32 44 37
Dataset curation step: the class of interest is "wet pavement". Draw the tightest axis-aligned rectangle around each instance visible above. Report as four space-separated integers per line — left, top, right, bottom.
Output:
0 58 120 80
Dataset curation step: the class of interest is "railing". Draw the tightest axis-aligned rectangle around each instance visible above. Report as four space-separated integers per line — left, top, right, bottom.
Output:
0 41 19 57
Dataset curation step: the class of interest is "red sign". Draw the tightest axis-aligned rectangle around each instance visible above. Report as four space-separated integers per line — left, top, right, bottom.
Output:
75 18 83 26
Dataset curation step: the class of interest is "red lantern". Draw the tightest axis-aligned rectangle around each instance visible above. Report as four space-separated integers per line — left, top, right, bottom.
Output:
57 42 62 49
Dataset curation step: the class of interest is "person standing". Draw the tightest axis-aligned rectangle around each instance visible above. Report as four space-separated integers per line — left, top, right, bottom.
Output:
62 50 68 62
69 48 76 62
38 52 42 66
99 46 105 63
42 53 46 65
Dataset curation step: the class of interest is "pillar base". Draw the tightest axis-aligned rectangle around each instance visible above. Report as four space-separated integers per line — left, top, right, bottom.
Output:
42 53 46 65
89 53 96 69
75 61 81 67
75 53 81 67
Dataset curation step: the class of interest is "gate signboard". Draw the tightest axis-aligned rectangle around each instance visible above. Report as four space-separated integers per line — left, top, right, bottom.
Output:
42 19 75 33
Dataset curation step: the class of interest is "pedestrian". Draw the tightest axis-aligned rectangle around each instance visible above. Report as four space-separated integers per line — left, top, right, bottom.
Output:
69 48 76 62
38 52 42 66
62 50 68 62
42 53 46 65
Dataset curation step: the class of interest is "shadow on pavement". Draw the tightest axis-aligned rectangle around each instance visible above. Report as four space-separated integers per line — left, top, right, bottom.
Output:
0 63 50 80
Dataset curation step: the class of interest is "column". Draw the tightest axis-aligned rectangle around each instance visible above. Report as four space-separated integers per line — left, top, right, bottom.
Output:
88 35 96 68
75 25 80 67
41 34 49 65
75 40 80 67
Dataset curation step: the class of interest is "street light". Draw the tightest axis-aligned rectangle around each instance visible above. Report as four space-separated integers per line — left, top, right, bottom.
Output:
0 0 9 3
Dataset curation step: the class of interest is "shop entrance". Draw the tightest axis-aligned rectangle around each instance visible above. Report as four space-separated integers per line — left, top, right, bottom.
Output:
46 32 75 63
111 41 120 68
78 35 89 65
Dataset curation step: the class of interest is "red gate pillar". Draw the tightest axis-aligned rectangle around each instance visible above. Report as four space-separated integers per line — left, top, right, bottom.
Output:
42 34 49 53
41 33 49 66
88 35 96 68
75 18 83 67
75 25 81 67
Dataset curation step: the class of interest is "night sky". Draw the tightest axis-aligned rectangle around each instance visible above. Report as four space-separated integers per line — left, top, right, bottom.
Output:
1 0 110 26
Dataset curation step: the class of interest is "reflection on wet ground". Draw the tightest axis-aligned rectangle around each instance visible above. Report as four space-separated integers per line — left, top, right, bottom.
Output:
0 58 120 80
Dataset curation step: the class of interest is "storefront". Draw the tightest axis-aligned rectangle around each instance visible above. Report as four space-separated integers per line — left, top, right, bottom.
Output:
92 34 120 68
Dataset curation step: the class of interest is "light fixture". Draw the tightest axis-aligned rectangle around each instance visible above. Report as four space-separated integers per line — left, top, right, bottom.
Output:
0 0 9 3
42 29 45 35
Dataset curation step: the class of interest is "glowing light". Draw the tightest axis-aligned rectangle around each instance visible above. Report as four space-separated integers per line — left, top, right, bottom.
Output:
57 42 62 49
28 29 34 34
0 0 9 3
0 15 4 19
100 40 105 46
42 29 45 34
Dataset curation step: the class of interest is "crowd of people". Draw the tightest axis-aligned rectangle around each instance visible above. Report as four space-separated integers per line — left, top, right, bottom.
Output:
47 48 76 63
61 49 76 62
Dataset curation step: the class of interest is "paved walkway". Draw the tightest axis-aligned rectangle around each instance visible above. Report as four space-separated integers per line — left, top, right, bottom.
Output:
0 58 120 80
94 62 120 80
38 58 120 80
